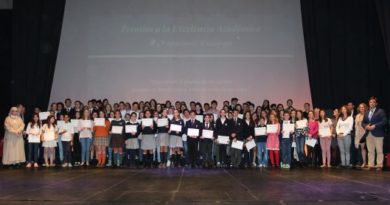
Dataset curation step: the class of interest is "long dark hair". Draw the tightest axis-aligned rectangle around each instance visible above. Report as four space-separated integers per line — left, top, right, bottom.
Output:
30 113 42 128
46 115 56 129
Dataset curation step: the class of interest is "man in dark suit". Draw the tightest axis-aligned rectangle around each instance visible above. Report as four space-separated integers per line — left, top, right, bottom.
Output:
362 97 387 171
185 111 202 168
62 98 75 119
230 109 244 168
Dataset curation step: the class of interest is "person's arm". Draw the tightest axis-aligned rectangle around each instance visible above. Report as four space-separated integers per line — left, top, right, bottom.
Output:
343 117 353 135
373 109 387 129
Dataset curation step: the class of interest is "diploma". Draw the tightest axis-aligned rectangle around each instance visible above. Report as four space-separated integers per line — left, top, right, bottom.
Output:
296 120 307 129
195 115 203 123
39 111 50 120
71 119 79 127
80 120 92 128
125 125 137 133
231 140 244 150
112 126 123 134
217 135 230 144
254 127 266 136
56 120 65 129
319 127 331 137
94 118 105 126
141 118 153 127
170 124 182 132
245 139 256 151
157 118 168 127
283 123 295 133
187 128 200 136
266 124 278 134
167 114 174 120
237 114 244 119
43 132 55 141
28 134 40 143
305 138 317 147
202 129 214 139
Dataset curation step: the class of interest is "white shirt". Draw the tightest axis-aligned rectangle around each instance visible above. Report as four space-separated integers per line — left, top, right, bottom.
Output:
58 122 74 141
26 123 41 143
336 116 353 135
78 120 93 138
319 118 333 137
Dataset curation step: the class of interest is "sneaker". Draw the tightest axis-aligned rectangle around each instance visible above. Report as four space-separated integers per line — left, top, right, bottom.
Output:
68 163 72 168
106 161 112 167
42 164 47 167
33 163 39 168
86 162 90 166
80 162 85 166
286 164 290 169
167 160 171 167
320 165 326 168
252 162 257 167
62 163 67 168
26 163 32 168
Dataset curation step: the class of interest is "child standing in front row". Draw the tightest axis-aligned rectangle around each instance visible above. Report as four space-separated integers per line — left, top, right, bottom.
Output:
281 112 294 169
266 113 280 168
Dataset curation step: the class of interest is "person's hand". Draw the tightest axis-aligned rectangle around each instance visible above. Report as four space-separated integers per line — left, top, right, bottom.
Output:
165 125 169 128
131 132 136 135
142 125 145 129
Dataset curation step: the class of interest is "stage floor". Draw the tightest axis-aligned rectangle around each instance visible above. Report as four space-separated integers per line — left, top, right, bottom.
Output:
0 167 389 205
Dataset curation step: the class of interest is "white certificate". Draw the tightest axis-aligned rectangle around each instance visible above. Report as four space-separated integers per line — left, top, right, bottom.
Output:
170 124 182 132
296 120 307 129
319 127 331 137
283 123 295 133
39 111 50 120
217 135 230 144
94 118 105 126
167 114 174 120
187 128 199 136
237 114 244 119
157 118 168 127
254 127 267 136
202 129 214 139
71 119 79 127
195 115 203 123
80 120 92 128
28 135 40 143
142 118 153 127
57 120 65 129
44 132 55 141
266 124 278 134
112 126 123 134
231 140 244 150
125 125 137 133
305 138 317 147
245 139 256 151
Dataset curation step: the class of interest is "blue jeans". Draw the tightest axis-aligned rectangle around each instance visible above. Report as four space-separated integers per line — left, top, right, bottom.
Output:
337 134 351 166
256 142 268 165
57 135 63 161
28 143 39 163
281 138 292 165
296 135 306 162
79 138 92 163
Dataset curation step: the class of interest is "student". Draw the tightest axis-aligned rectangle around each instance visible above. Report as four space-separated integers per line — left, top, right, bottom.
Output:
124 112 141 168
250 113 259 167
25 113 42 168
336 106 354 168
106 111 115 166
281 112 294 169
169 109 185 167
294 110 307 165
93 111 111 167
330 108 341 166
72 111 82 166
229 110 244 168
318 110 333 168
266 113 280 168
354 103 367 168
185 111 202 168
140 110 157 168
41 115 58 167
215 109 231 167
242 111 254 168
307 111 319 167
58 114 74 167
157 109 170 168
255 117 268 168
78 109 93 166
110 110 126 167
200 114 215 168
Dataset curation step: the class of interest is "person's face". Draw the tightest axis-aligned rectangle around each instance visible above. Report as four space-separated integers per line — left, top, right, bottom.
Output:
333 109 339 117
369 99 377 109
190 112 196 119
133 104 139 110
83 110 89 118
51 104 57 111
184 111 190 118
270 114 275 122
196 105 201 111
297 112 302 119
320 111 326 118
204 115 210 123
145 111 151 118
92 112 98 119
119 103 125 110
220 110 226 118
75 112 81 119
125 115 130 122
347 103 354 111
291 111 296 118
233 111 238 118
99 112 105 118
162 109 168 117
260 118 265 125
211 103 217 109
33 115 39 122
287 100 293 107
130 114 137 121
304 103 310 111
204 104 210 111
341 107 347 116
359 105 365 114
115 112 121 119
308 112 314 120
50 117 55 124
174 110 180 118
65 100 72 107
109 112 114 118
245 112 251 120
283 113 290 121
75 102 81 109
64 115 70 122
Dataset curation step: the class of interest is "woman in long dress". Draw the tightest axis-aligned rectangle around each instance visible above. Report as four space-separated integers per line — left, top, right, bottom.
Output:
2 107 26 166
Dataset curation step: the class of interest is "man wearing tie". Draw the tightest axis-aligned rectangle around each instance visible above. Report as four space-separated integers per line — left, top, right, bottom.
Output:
362 97 387 171
200 114 215 168
62 98 75 119
185 111 202 168
230 110 244 168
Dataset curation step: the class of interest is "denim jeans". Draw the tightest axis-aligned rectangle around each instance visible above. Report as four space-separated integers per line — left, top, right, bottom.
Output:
295 135 306 162
57 135 63 162
28 143 39 163
281 138 292 165
79 137 92 163
337 134 351 166
62 141 72 163
256 142 268 165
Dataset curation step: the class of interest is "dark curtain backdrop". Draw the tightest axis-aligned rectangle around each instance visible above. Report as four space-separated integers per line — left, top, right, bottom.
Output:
301 0 390 114
375 0 390 73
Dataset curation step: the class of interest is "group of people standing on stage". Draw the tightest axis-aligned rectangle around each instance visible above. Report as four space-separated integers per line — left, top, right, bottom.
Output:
1 97 388 171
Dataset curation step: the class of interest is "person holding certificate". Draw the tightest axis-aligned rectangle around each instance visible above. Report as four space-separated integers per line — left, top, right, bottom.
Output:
124 112 141 168
215 109 231 168
294 111 308 166
59 114 74 168
185 111 202 168
110 111 126 167
200 114 215 168
318 110 333 168
168 109 185 167
255 117 268 168
242 111 254 168
41 115 58 167
93 111 111 167
266 113 280 168
307 111 320 167
336 106 353 168
25 114 42 168
140 110 157 168
280 112 294 169
229 110 244 168
78 109 93 166
157 109 171 168
72 111 82 166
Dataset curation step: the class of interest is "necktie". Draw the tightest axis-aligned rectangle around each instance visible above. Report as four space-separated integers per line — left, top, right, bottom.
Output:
369 109 374 121
206 123 209 129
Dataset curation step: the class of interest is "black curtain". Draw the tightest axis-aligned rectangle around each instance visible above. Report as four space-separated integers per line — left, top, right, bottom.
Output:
9 0 65 122
375 0 390 73
301 0 390 114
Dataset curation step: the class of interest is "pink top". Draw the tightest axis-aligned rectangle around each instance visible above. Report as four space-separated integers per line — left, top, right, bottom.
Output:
308 120 319 138
266 123 281 150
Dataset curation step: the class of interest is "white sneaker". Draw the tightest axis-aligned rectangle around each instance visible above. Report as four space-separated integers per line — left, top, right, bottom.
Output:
252 162 257 167
62 163 67 167
26 163 32 168
167 160 171 167
68 163 72 168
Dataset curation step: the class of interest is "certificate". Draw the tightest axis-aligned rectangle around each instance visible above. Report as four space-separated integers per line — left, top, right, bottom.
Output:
112 126 123 134
125 125 137 133
167 114 174 120
157 118 168 127
57 120 65 129
187 128 199 136
141 118 153 127
319 127 331 137
170 124 182 132
245 139 256 151
44 132 55 141
202 129 214 139
39 111 50 120
80 120 92 128
94 118 105 126
254 127 266 136
217 135 230 144
296 120 307 129
29 135 40 143
266 124 278 134
71 119 79 127
231 140 244 150
195 115 203 123
237 114 244 119
283 123 295 133
305 138 317 147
